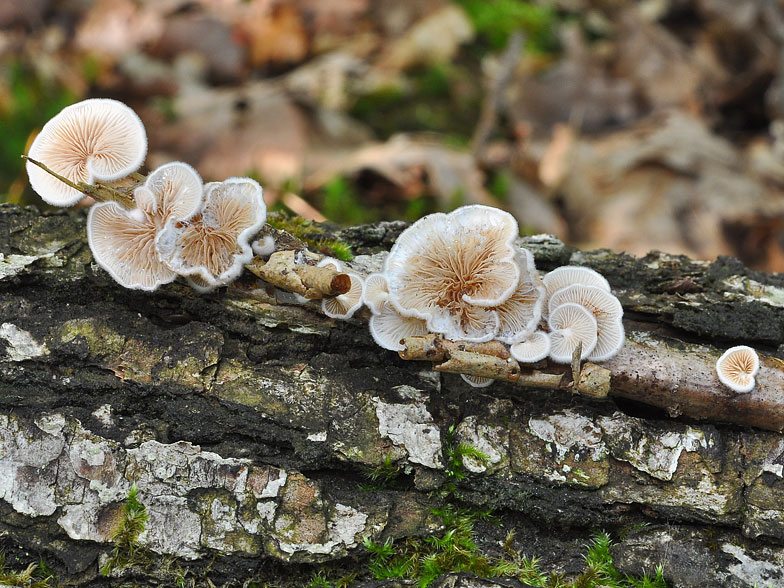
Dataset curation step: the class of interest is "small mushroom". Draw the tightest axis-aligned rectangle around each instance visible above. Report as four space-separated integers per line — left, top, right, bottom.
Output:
317 258 364 319
86 162 203 291
493 248 546 344
548 284 624 362
460 374 495 388
542 265 611 320
510 331 551 363
156 177 266 292
716 345 759 393
27 98 147 207
363 273 389 315
368 301 429 351
384 205 520 342
548 302 598 363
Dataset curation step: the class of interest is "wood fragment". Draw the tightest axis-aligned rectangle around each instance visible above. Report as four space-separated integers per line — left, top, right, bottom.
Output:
434 349 520 381
245 250 351 299
398 333 510 362
575 362 611 398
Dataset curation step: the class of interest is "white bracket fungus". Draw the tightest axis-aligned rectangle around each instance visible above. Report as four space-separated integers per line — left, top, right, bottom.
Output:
547 302 598 363
383 205 521 342
716 345 759 393
87 162 203 291
156 177 266 292
317 258 364 319
27 98 147 207
510 330 551 363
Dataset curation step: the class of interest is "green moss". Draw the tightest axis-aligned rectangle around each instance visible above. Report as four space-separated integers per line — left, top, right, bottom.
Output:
365 526 669 588
0 554 57 588
267 214 354 261
101 483 152 576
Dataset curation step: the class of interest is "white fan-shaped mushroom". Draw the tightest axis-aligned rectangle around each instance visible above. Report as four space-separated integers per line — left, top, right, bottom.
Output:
460 374 495 388
27 98 147 206
716 345 759 393
86 162 203 291
156 177 266 292
384 205 519 342
510 331 551 363
369 302 429 351
363 273 389 315
548 303 598 363
543 266 610 298
494 248 545 344
317 258 364 319
549 284 624 361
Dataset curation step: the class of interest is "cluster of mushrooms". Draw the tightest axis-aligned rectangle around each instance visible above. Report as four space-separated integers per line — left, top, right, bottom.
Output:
25 98 760 393
26 99 266 293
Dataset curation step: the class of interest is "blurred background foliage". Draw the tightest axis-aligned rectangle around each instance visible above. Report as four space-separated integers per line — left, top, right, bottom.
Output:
2 0 784 270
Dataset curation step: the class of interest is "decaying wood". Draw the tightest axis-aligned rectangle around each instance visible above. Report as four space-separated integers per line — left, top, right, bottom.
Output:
244 250 351 298
4 206 784 588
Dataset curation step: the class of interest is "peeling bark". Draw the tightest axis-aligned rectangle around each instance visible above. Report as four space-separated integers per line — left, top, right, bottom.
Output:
2 203 784 587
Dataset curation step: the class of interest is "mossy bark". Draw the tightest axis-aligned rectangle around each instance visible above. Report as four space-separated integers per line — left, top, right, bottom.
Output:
2 203 784 587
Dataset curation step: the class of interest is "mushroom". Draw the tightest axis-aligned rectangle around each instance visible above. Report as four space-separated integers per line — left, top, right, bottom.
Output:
86 162 203 291
363 273 389 315
27 98 147 207
510 331 551 363
383 205 520 342
317 258 364 319
368 301 429 351
548 284 625 361
541 265 611 320
547 302 598 363
716 345 759 393
156 177 266 292
460 374 495 388
493 248 546 344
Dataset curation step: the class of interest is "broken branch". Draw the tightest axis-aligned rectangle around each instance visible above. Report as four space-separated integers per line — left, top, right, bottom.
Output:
245 250 351 299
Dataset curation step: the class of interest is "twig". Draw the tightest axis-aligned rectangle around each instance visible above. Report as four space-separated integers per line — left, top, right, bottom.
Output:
22 155 138 209
245 250 351 299
400 334 610 397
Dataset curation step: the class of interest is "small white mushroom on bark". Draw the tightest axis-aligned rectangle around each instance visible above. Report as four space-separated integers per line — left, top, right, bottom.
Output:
317 258 364 319
716 345 759 393
548 284 624 361
156 177 266 292
493 248 545 344
369 302 429 351
541 265 612 320
460 374 495 388
27 98 147 206
547 302 598 363
363 273 389 315
86 162 203 291
383 205 520 342
510 331 551 363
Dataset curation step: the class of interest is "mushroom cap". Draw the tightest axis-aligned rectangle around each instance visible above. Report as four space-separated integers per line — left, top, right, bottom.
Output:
460 374 495 388
156 176 266 291
318 258 365 319
494 248 546 344
716 345 759 393
85 162 203 291
548 284 624 361
510 331 551 363
369 301 430 351
543 265 610 299
547 302 598 363
384 205 520 341
27 98 147 206
363 273 389 315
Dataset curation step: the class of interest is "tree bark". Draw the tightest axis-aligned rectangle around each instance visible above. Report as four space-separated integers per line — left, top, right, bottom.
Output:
2 203 784 587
